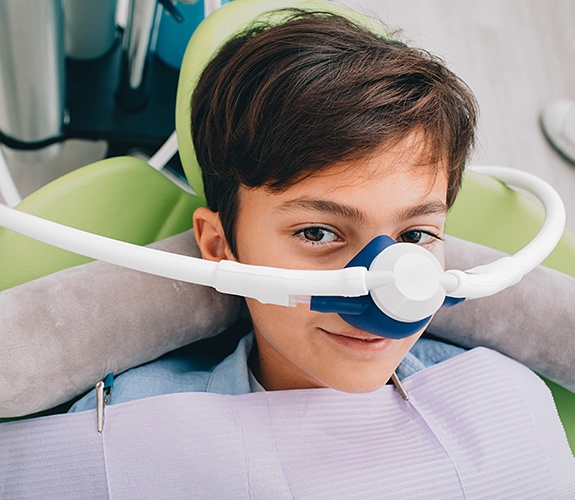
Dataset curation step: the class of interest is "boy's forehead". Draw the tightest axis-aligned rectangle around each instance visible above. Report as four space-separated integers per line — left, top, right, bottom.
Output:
300 129 449 189
236 130 450 222
239 148 448 218
283 131 448 195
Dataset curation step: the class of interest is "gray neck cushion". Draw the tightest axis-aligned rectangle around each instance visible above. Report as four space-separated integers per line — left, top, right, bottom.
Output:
0 231 573 418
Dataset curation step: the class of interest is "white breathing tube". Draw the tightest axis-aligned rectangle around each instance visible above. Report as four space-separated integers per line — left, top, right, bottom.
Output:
0 166 566 319
442 166 566 299
0 203 372 306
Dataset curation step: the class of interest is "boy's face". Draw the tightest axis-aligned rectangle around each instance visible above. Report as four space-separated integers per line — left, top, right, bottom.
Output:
195 133 448 393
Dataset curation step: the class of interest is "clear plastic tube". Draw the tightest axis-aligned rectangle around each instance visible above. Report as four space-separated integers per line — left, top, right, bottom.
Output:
0 147 21 207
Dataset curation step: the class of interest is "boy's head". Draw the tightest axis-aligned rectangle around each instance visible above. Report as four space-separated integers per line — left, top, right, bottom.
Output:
192 9 478 392
192 10 477 255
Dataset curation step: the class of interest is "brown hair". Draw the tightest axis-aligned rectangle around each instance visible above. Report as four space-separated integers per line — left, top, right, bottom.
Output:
192 10 478 254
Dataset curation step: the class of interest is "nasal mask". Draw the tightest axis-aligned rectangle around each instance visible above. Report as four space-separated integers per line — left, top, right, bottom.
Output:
0 166 565 339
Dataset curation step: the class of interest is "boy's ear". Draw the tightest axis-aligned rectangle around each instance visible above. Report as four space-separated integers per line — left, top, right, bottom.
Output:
193 207 233 262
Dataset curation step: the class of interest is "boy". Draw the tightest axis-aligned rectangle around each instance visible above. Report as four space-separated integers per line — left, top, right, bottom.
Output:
72 9 476 403
66 9 575 495
189 9 476 394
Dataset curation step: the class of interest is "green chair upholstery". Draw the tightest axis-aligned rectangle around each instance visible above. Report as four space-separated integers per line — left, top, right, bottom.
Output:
0 157 202 291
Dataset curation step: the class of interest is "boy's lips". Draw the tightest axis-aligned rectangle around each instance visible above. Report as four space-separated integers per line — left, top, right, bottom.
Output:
318 328 394 351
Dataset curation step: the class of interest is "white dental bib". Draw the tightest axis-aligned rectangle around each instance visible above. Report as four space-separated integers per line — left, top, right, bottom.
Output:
1 348 574 499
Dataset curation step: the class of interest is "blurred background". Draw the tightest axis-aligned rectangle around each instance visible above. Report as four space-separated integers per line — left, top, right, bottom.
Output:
346 0 575 230
1 0 575 228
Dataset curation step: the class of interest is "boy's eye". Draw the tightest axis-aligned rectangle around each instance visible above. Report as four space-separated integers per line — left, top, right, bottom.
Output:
398 230 438 246
295 226 339 245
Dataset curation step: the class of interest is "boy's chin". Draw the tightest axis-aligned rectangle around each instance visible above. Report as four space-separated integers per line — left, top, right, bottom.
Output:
326 373 397 394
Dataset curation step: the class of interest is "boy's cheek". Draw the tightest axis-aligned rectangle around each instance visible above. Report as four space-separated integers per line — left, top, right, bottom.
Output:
430 241 446 268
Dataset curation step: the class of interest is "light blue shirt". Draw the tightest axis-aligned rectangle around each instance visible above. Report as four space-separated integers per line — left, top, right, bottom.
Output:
70 333 464 412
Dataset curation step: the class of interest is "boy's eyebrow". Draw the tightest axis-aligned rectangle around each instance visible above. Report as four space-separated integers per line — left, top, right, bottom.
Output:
392 200 448 222
277 198 367 223
277 198 447 223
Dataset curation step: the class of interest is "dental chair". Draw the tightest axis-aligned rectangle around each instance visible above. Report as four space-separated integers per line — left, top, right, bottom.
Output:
0 0 573 453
